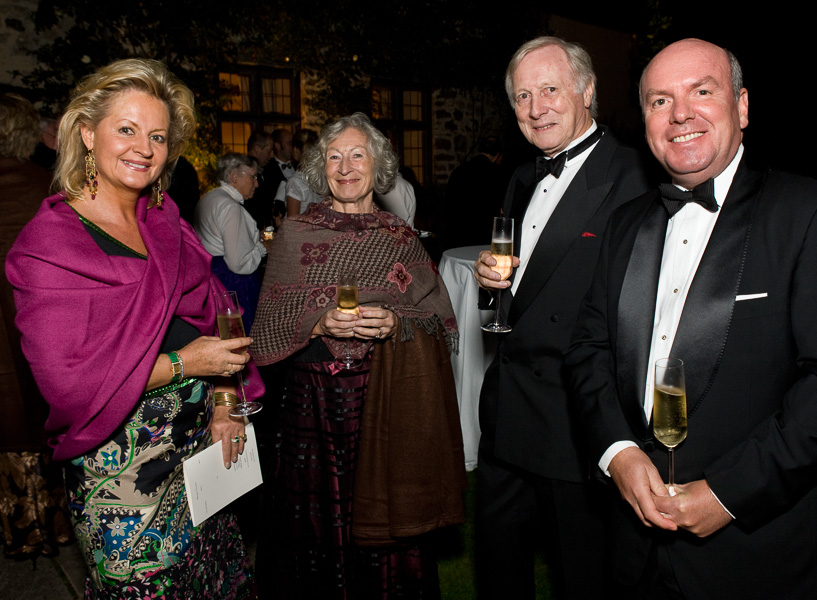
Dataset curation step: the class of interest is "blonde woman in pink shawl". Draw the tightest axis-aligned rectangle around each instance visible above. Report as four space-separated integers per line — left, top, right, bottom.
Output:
6 59 262 599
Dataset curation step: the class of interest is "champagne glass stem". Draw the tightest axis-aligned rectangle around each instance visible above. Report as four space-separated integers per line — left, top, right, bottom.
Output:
493 289 503 327
668 447 676 495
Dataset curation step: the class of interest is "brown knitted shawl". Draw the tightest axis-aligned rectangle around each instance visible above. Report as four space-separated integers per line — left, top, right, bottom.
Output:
249 198 458 364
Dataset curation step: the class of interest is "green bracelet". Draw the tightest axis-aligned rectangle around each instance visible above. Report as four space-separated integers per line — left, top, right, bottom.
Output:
167 351 184 383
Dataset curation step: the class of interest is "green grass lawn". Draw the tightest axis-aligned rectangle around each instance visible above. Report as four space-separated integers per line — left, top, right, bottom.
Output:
436 471 553 600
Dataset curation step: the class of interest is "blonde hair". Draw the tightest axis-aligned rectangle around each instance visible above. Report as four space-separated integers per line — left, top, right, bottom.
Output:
0 93 40 160
55 58 196 202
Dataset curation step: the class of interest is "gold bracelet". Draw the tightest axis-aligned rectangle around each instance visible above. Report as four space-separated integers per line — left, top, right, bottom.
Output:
214 391 239 407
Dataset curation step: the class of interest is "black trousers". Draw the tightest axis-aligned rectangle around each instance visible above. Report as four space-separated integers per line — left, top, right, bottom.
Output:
475 443 614 599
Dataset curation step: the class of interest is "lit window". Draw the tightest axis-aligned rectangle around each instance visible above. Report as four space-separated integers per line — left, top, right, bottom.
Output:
372 86 393 120
219 73 251 112
403 90 423 121
221 121 253 153
262 78 292 114
403 130 425 184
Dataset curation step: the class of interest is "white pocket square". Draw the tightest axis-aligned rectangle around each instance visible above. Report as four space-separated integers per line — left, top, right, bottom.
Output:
735 293 768 301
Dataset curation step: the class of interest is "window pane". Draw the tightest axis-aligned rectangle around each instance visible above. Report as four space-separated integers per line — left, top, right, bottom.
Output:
402 90 422 121
219 72 251 112
221 121 253 153
403 130 424 185
372 86 393 120
262 78 293 114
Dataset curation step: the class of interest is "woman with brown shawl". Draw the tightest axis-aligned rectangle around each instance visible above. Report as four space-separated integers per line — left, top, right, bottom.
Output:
250 113 465 599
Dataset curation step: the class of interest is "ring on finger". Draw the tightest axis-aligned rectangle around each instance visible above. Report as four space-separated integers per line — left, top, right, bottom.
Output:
375 327 382 339
240 433 248 442
231 436 240 443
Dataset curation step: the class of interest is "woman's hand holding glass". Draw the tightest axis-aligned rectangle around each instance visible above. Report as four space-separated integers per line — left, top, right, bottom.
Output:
312 306 397 341
178 335 253 378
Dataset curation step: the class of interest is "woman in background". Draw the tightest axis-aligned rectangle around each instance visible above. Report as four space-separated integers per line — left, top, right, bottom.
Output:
195 152 268 330
6 59 260 599
0 93 73 560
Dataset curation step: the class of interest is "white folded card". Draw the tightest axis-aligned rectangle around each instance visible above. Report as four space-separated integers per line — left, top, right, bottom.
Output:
183 422 263 527
735 293 768 301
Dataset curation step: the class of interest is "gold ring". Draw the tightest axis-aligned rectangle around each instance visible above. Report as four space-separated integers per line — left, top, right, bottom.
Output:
228 367 234 375
240 433 248 442
376 328 382 339
231 436 240 443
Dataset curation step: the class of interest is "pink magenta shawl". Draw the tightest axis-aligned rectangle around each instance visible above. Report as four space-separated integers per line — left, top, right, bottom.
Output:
5 192 263 460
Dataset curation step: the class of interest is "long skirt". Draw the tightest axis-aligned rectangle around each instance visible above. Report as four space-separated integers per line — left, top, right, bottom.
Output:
63 379 255 599
261 357 440 599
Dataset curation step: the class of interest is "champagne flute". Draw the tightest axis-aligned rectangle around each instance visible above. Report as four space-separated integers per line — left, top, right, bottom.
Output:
335 267 362 370
216 291 262 416
481 216 514 333
653 358 687 495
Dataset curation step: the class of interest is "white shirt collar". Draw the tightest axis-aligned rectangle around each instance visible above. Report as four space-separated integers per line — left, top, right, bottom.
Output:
219 182 244 204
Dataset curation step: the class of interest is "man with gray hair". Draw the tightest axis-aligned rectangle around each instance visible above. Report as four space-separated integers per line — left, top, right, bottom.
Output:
473 36 653 598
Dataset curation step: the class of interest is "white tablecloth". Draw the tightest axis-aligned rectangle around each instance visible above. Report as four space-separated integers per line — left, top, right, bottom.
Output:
439 245 497 471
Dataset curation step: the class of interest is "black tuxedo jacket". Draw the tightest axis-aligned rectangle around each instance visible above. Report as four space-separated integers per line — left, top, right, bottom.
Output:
565 158 817 597
479 127 652 482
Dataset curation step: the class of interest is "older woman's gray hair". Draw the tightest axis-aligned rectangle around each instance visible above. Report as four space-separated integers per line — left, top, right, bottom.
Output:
301 113 399 197
217 153 258 183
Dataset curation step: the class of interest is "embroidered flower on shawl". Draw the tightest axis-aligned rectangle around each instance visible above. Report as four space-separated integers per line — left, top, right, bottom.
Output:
387 262 413 293
107 516 127 536
350 228 371 241
300 242 330 265
384 225 411 246
306 287 336 312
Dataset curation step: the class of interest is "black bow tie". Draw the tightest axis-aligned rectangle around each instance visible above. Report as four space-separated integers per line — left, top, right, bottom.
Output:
281 162 293 170
534 127 604 181
658 179 719 218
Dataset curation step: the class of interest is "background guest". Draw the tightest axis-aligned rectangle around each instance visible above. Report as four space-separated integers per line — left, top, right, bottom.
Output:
6 58 259 599
278 128 322 217
245 130 275 228
250 112 465 599
444 135 507 249
0 93 73 560
375 170 417 228
194 152 268 330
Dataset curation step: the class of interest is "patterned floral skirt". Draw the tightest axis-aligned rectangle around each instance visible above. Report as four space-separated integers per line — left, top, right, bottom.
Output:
259 357 440 599
63 379 255 599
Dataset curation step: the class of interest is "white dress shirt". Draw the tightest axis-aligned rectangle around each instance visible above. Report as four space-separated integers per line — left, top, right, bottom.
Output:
375 173 417 228
599 146 744 478
193 182 267 275
275 172 323 214
511 122 599 295
275 158 296 180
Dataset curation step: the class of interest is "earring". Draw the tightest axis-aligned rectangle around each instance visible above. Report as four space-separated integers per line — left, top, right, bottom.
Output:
85 148 98 200
154 179 163 207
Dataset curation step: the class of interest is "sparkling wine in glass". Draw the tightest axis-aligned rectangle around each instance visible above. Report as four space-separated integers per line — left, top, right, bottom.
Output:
335 268 362 370
217 290 262 416
481 216 514 333
653 358 687 495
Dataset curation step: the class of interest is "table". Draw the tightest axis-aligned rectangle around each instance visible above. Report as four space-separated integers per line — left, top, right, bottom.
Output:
439 245 497 471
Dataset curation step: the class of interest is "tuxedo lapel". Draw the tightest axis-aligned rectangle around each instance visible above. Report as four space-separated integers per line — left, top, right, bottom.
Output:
508 134 615 326
670 164 763 415
616 194 667 431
